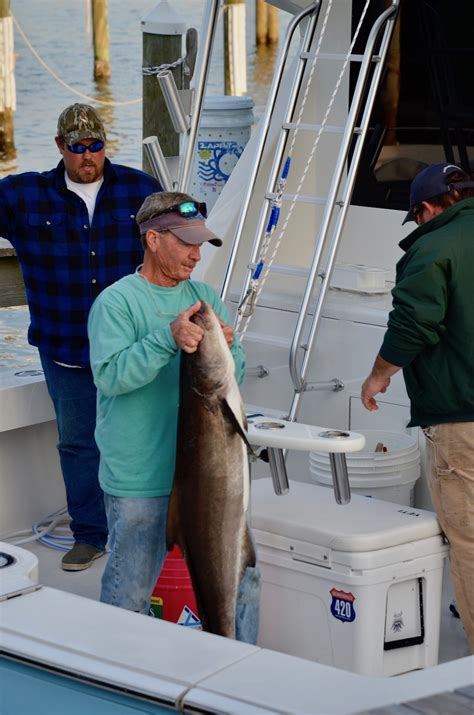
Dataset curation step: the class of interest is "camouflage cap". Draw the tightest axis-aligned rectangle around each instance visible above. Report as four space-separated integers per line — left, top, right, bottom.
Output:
56 103 106 145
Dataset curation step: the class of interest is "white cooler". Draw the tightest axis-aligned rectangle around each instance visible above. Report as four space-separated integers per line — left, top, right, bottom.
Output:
251 479 449 677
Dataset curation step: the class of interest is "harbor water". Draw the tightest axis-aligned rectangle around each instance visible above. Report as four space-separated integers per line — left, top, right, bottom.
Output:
2 0 291 177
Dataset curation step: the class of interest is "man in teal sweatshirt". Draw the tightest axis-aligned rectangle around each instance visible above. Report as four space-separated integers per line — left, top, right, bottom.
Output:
88 191 260 643
361 163 474 652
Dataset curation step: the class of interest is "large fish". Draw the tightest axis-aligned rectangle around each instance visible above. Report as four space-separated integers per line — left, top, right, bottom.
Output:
166 301 256 638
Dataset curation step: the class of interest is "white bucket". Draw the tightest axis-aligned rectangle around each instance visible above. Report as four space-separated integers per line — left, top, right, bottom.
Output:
190 95 254 211
309 430 420 506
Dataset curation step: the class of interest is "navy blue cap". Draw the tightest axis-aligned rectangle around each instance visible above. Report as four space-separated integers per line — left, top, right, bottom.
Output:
403 162 473 225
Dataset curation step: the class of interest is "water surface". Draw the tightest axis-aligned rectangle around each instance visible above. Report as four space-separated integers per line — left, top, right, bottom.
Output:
3 0 290 176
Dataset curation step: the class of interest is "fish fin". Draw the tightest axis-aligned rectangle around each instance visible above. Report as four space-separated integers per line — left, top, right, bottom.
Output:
166 486 180 552
222 399 255 456
243 524 257 569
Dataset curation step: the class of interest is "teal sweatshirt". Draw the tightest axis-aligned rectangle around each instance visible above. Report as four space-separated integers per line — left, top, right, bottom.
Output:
380 198 474 427
88 274 246 497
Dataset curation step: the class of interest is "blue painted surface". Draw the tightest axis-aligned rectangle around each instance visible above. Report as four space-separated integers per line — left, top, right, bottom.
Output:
1 658 178 714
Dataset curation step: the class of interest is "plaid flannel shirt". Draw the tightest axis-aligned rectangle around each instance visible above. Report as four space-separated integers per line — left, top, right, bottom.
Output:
0 159 160 366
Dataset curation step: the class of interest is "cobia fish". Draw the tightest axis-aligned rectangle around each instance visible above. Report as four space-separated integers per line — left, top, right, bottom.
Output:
166 301 256 638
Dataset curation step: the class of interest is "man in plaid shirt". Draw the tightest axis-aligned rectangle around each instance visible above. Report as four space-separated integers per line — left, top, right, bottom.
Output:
0 103 161 571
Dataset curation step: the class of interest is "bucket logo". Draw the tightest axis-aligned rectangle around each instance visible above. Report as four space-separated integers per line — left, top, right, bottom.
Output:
149 595 163 619
197 140 243 187
330 588 356 623
177 605 202 629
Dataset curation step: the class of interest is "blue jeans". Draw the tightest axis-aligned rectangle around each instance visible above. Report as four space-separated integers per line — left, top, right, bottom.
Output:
39 354 108 550
101 493 261 644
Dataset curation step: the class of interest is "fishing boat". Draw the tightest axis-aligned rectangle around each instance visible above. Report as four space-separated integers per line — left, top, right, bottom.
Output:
1 0 473 712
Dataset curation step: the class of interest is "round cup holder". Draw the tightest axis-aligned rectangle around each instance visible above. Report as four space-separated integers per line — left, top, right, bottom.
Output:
254 421 286 430
319 430 351 439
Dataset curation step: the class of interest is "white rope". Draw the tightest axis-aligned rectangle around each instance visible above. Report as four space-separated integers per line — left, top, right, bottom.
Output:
12 15 142 107
237 0 373 339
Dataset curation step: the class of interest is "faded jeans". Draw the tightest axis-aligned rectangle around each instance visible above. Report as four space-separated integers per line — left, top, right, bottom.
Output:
39 353 108 550
101 493 261 645
423 422 474 652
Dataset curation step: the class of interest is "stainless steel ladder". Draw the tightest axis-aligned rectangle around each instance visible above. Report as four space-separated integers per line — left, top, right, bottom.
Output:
222 0 400 425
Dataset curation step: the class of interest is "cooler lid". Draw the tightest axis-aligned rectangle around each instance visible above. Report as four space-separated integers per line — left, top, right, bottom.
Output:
251 479 442 552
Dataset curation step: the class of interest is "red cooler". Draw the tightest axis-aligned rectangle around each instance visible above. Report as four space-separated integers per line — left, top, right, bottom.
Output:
150 546 201 628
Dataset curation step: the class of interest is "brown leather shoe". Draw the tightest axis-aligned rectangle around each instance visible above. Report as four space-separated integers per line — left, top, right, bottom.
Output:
61 543 105 571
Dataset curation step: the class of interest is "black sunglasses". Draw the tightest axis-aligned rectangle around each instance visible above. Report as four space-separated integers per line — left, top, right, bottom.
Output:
158 200 207 219
66 140 105 154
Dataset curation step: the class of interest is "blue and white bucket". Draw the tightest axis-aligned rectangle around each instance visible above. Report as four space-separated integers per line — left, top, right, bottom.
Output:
190 95 254 211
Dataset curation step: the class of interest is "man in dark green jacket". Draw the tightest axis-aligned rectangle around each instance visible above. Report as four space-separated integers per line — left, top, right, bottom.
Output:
361 162 474 653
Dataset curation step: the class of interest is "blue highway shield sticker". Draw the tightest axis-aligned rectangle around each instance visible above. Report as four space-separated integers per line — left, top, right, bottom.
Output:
330 588 356 623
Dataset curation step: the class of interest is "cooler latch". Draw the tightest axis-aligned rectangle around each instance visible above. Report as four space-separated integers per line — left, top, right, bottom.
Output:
290 540 332 569
254 530 332 569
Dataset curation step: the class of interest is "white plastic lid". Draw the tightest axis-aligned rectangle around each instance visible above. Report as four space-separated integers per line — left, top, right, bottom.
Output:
251 479 441 552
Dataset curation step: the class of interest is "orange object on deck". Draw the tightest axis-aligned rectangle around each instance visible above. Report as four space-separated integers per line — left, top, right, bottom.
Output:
150 546 201 628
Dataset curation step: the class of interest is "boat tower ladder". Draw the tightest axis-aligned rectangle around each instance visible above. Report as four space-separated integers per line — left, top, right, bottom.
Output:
220 0 401 495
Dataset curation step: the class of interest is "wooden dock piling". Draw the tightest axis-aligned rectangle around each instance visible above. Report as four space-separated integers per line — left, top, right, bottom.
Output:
267 5 279 45
91 0 111 80
256 0 279 46
141 1 185 175
224 0 247 96
0 0 16 160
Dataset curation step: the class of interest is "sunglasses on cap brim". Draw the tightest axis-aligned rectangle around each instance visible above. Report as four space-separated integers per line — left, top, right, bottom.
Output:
158 201 207 219
66 140 105 154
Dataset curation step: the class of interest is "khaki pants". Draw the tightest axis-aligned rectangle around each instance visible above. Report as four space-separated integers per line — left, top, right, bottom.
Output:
423 422 474 652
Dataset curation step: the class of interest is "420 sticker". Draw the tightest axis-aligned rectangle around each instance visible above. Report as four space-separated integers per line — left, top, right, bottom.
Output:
330 588 356 623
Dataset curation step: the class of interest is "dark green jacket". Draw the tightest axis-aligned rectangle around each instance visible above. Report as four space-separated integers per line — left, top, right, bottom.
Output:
380 198 474 427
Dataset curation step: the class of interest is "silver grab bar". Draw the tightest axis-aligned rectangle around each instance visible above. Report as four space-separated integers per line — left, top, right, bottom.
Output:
329 453 351 505
157 70 190 134
143 136 174 191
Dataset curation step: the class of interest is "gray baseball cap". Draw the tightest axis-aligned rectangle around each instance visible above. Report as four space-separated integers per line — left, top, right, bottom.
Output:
56 103 106 145
138 212 222 246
